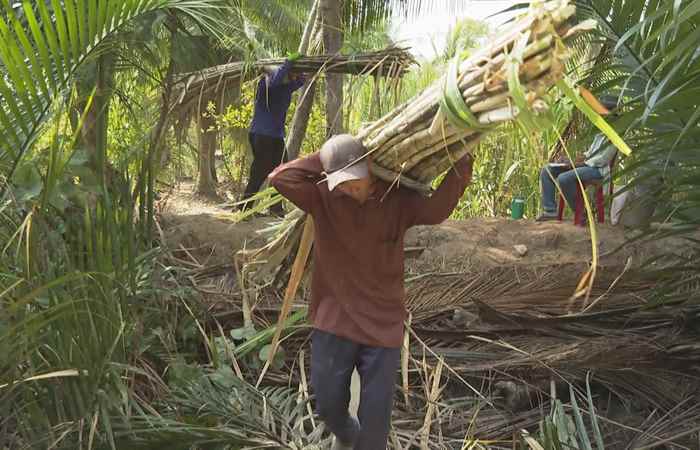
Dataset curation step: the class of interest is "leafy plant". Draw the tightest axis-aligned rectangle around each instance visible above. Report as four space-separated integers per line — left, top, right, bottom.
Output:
110 365 324 449
524 378 605 450
0 0 226 182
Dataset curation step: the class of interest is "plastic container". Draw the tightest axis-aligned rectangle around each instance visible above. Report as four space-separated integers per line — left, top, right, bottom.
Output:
511 197 525 219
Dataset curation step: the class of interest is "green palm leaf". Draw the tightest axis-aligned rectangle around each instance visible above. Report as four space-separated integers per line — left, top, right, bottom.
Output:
0 0 225 181
110 368 321 449
574 0 700 230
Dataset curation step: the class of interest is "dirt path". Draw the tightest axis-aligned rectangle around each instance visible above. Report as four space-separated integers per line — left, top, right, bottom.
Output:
158 182 271 266
157 181 691 271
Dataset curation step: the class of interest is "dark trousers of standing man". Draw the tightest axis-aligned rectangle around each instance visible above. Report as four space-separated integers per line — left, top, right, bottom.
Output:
241 132 287 214
311 329 400 450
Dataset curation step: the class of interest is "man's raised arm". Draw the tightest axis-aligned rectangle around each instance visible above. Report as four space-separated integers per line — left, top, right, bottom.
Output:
266 59 293 88
404 154 474 226
268 152 323 214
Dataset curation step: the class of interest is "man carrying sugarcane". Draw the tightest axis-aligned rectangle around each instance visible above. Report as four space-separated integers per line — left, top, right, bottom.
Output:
269 134 473 450
240 52 306 216
536 96 619 221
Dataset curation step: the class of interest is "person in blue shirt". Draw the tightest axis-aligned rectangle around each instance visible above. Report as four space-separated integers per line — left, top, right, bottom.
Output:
241 54 306 215
536 96 619 221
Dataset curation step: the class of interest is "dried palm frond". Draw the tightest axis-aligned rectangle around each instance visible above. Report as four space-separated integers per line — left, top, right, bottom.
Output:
172 45 416 111
192 259 699 447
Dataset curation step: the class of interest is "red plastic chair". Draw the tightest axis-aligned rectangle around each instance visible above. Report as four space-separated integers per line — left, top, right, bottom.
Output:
557 156 616 226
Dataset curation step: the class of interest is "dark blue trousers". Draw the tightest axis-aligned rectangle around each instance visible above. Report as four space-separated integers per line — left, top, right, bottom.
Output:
311 330 400 450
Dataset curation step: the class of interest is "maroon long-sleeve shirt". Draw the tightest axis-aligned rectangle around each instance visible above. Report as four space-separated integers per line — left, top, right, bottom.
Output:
269 153 472 348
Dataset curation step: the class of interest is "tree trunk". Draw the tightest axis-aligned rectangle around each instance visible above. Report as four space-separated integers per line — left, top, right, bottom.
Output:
287 0 322 160
320 0 344 138
287 82 318 160
196 99 219 198
299 0 319 52
78 54 115 185
210 139 218 184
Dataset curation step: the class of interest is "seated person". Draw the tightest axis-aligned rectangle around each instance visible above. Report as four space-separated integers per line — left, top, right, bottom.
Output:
536 96 619 221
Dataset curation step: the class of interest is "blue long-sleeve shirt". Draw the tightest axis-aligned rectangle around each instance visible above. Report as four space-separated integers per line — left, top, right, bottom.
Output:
249 60 305 139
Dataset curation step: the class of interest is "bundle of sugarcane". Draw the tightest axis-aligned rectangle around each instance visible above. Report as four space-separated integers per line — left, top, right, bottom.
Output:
173 45 415 109
238 0 601 282
357 0 596 194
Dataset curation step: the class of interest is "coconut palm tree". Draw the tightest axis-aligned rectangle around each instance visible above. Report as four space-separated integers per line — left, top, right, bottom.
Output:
0 0 228 186
0 1 237 448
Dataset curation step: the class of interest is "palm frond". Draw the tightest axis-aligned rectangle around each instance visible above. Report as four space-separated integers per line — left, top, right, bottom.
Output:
112 367 323 449
574 0 700 233
344 0 478 33
0 0 228 184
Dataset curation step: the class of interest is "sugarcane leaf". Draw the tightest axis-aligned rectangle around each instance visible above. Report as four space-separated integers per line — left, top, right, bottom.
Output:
569 384 593 450
557 78 632 156
585 374 605 450
506 30 555 131
439 57 490 131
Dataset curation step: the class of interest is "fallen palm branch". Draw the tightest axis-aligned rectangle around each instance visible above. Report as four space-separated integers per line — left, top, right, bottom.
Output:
172 45 416 111
170 233 699 448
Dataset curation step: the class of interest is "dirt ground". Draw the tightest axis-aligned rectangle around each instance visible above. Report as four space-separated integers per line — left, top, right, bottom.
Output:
158 183 270 266
158 182 690 271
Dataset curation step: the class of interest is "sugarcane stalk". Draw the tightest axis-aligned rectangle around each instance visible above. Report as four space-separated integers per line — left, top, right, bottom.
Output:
374 54 556 173
402 130 478 173
363 33 563 156
370 163 431 194
414 137 483 181
375 120 469 171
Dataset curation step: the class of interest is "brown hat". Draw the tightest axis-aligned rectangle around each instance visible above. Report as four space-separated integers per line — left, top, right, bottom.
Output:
319 134 369 191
